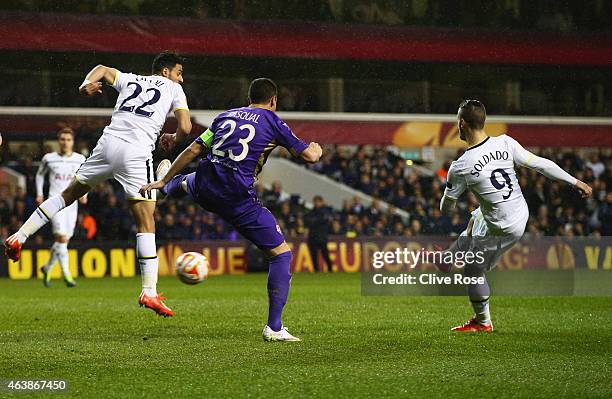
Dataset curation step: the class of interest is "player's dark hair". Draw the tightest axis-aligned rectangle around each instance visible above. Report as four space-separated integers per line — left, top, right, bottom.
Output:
152 51 185 74
248 78 278 104
458 99 486 130
57 127 75 138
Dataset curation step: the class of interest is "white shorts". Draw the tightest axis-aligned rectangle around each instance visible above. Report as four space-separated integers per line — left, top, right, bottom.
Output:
462 207 527 271
51 201 78 238
75 133 156 201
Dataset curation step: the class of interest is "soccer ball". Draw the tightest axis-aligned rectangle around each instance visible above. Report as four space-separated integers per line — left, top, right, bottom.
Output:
175 252 209 285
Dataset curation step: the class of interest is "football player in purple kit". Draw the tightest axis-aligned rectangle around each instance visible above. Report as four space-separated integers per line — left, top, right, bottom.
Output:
140 78 322 342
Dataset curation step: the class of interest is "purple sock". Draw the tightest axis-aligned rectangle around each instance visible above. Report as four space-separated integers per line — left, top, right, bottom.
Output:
162 174 187 198
267 252 292 332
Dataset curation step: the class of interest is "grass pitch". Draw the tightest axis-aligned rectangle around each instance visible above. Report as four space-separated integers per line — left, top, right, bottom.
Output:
1 273 611 398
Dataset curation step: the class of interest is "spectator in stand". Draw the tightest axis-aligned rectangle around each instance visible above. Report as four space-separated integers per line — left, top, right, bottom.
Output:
158 214 178 240
393 187 410 209
365 198 383 222
350 196 365 215
586 153 605 179
304 195 334 272
278 201 296 232
598 192 612 236
330 219 344 235
97 194 130 240
262 181 284 211
423 208 451 235
293 215 307 238
358 173 376 195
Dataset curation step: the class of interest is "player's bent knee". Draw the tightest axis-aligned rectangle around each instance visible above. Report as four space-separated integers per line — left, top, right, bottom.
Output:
55 235 68 244
267 242 291 258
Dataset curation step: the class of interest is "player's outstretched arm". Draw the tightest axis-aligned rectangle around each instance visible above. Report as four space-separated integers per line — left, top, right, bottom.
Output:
139 141 203 197
512 138 592 198
78 65 117 96
160 109 193 151
301 142 323 163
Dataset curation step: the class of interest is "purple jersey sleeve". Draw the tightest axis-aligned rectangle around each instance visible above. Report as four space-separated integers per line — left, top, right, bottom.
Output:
274 118 308 157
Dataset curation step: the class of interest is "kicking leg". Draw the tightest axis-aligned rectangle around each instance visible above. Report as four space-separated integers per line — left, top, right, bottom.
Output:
161 173 189 199
5 180 89 261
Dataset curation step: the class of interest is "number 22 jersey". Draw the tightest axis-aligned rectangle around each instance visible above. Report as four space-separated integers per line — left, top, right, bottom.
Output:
104 70 189 151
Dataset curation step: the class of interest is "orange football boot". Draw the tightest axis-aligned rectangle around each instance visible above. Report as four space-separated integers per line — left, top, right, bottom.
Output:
138 292 174 317
451 317 493 332
4 234 23 262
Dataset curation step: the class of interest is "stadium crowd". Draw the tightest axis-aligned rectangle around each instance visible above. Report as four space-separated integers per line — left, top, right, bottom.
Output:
1 143 610 244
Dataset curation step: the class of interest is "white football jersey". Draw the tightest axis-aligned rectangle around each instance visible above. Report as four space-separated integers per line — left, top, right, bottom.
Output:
444 135 529 235
103 70 188 151
36 152 86 197
444 134 577 235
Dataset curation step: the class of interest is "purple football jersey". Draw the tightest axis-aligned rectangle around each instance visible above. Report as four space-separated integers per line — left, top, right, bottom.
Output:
192 107 308 209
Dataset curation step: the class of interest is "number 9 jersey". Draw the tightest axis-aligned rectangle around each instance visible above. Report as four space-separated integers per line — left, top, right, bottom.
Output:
444 134 578 235
104 70 189 151
444 135 529 235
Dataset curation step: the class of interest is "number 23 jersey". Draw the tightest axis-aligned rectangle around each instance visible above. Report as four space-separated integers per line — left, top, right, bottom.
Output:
192 107 308 207
444 135 529 234
104 70 188 151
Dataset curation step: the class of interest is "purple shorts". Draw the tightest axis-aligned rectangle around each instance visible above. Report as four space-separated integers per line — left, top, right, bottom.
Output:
182 172 285 250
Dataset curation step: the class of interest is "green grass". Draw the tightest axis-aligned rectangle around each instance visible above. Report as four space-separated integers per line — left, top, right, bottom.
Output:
0 273 611 398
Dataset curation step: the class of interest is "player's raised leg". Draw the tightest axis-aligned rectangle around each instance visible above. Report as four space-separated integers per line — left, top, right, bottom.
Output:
4 181 89 261
131 200 173 317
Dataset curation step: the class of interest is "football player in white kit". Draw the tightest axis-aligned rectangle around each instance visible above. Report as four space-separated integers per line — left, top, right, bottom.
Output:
36 128 86 287
5 52 192 317
439 100 592 332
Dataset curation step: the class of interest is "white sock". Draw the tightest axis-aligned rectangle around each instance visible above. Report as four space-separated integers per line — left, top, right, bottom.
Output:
43 242 60 272
471 297 491 325
137 233 158 297
56 242 73 281
17 196 66 244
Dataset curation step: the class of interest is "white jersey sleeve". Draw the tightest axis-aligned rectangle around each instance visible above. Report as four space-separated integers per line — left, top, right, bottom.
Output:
172 84 189 112
112 69 130 92
444 160 467 200
35 154 49 197
508 136 577 186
